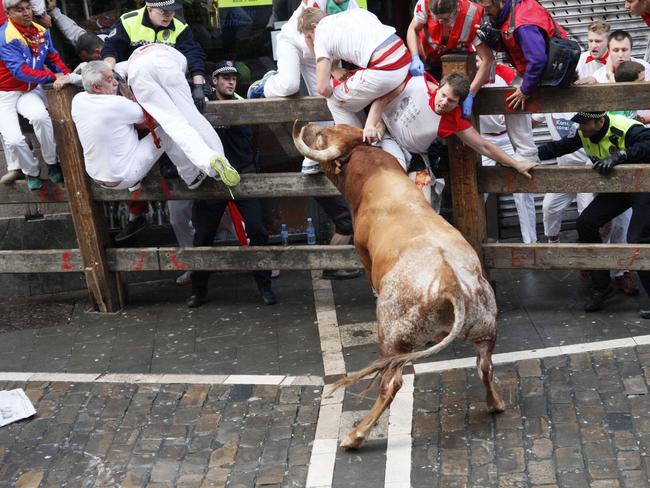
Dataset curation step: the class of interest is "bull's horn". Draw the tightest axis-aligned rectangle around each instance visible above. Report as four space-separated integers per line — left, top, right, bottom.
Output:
292 120 343 162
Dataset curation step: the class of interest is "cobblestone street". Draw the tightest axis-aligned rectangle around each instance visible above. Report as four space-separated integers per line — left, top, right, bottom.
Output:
0 269 649 487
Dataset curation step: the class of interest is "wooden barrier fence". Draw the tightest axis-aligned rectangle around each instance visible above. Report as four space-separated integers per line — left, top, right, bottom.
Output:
2 54 650 312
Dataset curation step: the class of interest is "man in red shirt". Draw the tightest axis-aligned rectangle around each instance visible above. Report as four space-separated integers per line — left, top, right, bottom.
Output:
624 0 650 26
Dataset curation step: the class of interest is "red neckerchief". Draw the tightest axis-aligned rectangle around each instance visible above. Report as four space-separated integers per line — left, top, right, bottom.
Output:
586 51 608 64
11 20 43 57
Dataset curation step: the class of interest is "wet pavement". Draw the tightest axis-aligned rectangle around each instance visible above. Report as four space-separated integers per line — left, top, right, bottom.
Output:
0 265 649 487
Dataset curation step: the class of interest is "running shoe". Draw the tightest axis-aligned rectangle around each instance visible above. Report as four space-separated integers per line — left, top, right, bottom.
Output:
210 155 240 187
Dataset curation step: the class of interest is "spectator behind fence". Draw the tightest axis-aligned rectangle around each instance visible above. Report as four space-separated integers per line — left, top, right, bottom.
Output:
101 0 209 113
187 60 276 308
538 111 650 317
575 20 610 80
478 0 568 111
623 0 650 61
612 61 650 125
0 0 72 190
71 60 208 194
579 30 650 84
45 0 103 63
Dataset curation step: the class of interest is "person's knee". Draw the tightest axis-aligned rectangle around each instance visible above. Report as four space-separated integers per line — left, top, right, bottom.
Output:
29 111 51 126
265 75 300 97
4 132 27 149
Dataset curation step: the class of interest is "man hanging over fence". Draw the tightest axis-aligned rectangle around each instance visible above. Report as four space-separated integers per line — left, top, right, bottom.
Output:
362 72 538 182
538 111 650 317
71 60 208 197
297 6 410 129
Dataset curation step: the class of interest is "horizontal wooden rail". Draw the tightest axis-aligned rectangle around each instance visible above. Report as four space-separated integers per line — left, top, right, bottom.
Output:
474 81 650 115
483 243 650 270
10 243 650 273
478 164 650 194
6 165 650 204
0 173 341 204
0 246 361 273
201 96 331 126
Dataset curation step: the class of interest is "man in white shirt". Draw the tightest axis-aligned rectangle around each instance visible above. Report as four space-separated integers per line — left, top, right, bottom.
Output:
71 60 206 191
298 7 410 128
575 20 610 80
578 30 650 84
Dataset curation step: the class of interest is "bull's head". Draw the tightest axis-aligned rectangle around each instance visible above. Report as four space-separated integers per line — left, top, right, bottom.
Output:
292 121 366 175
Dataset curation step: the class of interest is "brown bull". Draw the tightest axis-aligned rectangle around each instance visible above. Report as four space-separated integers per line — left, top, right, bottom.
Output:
293 122 505 449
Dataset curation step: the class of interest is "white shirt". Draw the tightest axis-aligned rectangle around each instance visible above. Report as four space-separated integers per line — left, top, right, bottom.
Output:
593 57 650 83
576 50 607 79
382 76 470 154
278 0 358 54
71 92 145 183
313 9 395 68
480 74 508 136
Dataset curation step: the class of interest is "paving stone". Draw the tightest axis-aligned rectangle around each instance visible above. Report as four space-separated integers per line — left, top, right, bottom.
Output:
527 459 556 485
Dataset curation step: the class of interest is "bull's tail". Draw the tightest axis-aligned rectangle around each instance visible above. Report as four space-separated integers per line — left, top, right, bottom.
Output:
332 292 466 394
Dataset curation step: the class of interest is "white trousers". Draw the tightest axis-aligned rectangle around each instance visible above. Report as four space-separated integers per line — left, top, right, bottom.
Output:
168 200 195 247
109 130 201 190
0 87 57 176
543 191 593 237
503 75 539 162
482 134 537 243
263 34 334 168
128 51 226 177
1 135 19 171
328 50 409 128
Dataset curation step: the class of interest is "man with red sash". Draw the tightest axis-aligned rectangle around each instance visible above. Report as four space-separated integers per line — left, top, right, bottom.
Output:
298 6 410 128
478 0 567 110
407 0 494 118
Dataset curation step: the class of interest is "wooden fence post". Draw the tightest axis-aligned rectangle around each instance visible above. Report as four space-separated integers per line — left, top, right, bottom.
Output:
441 54 487 259
46 85 126 312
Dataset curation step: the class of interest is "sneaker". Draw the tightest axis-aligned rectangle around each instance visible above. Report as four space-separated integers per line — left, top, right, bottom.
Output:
176 271 192 286
187 171 208 190
0 169 24 184
47 163 64 184
114 215 147 242
301 160 322 174
26 174 42 191
246 70 276 99
614 271 639 296
321 269 362 280
210 155 240 187
584 284 616 312
259 286 277 305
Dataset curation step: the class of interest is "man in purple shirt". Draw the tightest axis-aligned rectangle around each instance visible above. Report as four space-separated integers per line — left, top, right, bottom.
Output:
479 0 567 110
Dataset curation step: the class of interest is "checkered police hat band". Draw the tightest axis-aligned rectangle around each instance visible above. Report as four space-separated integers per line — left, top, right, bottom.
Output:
147 0 177 8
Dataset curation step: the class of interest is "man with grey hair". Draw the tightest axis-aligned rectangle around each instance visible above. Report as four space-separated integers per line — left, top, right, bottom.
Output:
71 60 206 193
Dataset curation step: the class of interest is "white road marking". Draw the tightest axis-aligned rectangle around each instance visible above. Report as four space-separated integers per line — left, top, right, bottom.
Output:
384 374 414 488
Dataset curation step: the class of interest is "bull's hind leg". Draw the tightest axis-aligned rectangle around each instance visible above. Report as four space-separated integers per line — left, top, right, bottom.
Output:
474 340 505 414
340 368 403 449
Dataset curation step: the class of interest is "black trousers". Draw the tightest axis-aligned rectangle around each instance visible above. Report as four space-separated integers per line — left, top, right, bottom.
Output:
315 195 353 236
577 192 650 294
191 198 271 295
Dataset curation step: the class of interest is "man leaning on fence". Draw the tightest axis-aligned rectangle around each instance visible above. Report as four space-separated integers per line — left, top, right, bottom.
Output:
187 60 276 308
538 111 650 318
0 0 71 190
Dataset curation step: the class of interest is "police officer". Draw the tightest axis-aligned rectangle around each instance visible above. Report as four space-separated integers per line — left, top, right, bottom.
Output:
538 111 650 317
101 0 208 112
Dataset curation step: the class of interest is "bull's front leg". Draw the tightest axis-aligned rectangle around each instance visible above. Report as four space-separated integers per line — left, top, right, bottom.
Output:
474 340 505 414
340 368 403 449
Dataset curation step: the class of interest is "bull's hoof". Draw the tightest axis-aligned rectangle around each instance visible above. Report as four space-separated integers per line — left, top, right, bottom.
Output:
340 431 366 450
487 400 506 414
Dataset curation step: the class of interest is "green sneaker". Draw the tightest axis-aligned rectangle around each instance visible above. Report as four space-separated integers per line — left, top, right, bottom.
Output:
210 155 240 187
26 175 42 191
48 163 64 184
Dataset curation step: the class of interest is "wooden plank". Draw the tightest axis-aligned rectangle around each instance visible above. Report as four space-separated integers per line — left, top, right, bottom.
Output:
0 250 83 272
483 243 650 270
478 164 650 194
107 246 361 271
46 85 126 312
205 97 332 126
92 173 341 201
444 56 486 260
474 82 650 115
